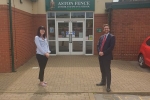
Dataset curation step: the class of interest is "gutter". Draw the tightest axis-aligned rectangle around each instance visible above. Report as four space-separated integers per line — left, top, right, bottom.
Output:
8 0 15 72
105 1 150 10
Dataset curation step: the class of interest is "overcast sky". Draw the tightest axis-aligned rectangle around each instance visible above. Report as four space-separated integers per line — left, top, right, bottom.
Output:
113 0 119 2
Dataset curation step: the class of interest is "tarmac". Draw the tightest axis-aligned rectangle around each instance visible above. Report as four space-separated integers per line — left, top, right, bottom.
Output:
0 55 150 100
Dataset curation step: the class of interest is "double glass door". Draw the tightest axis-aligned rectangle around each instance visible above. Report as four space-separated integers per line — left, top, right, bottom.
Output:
56 21 85 55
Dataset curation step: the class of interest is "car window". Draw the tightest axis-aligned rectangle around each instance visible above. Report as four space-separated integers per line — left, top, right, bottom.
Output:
146 38 150 46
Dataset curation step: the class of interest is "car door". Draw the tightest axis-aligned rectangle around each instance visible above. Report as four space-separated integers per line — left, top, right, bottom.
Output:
145 38 150 66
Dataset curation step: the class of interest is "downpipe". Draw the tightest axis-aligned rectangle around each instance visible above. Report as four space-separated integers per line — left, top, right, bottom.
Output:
8 0 15 72
108 8 112 31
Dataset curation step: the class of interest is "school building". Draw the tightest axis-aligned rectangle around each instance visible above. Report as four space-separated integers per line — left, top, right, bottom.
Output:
0 0 150 72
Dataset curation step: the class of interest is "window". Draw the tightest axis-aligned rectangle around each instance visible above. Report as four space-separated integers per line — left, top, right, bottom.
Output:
48 20 55 40
71 12 85 18
56 12 70 18
146 38 150 46
49 41 56 54
48 12 55 18
86 12 93 18
46 12 94 55
86 41 92 54
86 19 93 39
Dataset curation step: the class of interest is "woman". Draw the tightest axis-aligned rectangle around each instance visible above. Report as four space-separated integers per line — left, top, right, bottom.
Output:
34 26 51 86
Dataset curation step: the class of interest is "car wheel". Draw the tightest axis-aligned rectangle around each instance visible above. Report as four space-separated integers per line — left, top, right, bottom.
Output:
138 54 146 68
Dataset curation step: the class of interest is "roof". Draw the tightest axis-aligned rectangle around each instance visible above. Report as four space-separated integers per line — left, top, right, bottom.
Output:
105 1 150 11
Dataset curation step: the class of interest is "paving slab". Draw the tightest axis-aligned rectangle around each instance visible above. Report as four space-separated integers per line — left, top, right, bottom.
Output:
0 55 150 100
94 94 150 100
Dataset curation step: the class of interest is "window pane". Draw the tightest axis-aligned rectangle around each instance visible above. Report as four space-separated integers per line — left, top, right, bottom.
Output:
86 12 93 18
86 41 92 54
58 23 69 38
49 41 56 54
59 41 69 52
72 41 83 52
48 12 55 18
71 12 85 18
72 22 83 38
48 20 55 40
146 39 150 46
56 12 70 18
86 19 93 40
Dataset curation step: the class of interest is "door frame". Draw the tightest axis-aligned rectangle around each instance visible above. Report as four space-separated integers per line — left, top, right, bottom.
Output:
56 20 85 55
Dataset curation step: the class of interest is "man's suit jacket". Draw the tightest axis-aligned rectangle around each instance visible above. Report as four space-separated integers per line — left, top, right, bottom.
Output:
97 33 115 60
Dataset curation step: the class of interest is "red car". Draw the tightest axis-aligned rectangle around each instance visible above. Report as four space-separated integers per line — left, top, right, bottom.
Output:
138 36 150 68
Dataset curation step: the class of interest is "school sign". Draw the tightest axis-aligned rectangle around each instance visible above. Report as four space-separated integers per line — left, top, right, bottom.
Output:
45 0 95 11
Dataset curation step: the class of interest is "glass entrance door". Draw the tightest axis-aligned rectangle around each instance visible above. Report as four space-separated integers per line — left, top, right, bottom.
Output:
56 21 85 55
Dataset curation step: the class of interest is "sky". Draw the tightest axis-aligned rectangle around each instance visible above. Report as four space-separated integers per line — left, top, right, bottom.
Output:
113 0 119 2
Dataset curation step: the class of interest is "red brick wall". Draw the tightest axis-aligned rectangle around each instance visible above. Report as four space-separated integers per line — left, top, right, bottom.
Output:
0 5 11 72
94 14 108 55
111 8 150 60
12 7 35 69
0 5 46 73
33 14 47 35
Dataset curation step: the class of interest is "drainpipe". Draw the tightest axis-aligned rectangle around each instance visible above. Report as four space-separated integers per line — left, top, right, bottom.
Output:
108 8 112 32
8 0 15 72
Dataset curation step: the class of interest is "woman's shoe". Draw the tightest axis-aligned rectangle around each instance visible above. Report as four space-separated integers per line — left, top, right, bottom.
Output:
39 82 47 87
44 82 47 84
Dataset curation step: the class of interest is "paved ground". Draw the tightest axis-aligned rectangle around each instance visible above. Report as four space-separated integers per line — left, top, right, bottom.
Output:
0 55 150 100
95 94 150 100
0 93 150 100
0 93 92 100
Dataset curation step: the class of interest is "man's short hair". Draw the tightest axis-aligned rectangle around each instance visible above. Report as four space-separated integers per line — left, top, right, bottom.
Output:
103 24 110 28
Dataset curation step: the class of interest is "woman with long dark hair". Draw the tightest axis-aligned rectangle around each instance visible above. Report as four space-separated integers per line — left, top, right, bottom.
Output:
34 26 50 86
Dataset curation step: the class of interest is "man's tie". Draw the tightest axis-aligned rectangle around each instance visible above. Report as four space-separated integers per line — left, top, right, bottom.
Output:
100 35 106 52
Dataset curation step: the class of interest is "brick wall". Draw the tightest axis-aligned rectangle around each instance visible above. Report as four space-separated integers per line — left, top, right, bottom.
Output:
0 5 11 72
12 7 35 69
94 14 108 55
13 9 47 70
33 14 47 35
0 5 46 73
111 8 150 60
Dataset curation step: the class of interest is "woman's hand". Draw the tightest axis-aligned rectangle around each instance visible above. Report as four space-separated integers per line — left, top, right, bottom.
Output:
45 53 50 58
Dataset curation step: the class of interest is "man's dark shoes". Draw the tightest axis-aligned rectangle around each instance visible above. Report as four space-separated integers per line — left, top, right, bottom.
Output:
106 88 111 92
96 82 106 86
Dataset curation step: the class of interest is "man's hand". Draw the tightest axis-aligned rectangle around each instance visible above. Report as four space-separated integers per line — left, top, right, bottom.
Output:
99 52 104 56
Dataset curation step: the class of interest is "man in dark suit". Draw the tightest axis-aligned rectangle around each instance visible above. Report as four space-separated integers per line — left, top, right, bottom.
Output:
96 24 115 92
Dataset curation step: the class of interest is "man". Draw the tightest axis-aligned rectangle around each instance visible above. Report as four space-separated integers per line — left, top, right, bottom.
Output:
96 24 115 92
